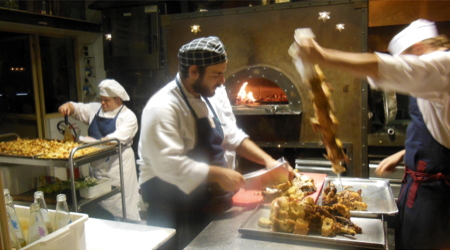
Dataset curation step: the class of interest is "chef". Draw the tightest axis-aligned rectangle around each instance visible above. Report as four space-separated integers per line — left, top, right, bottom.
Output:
137 36 291 249
293 19 450 249
58 79 141 222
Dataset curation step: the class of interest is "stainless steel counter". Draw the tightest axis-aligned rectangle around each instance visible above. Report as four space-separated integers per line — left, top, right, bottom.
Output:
185 206 393 250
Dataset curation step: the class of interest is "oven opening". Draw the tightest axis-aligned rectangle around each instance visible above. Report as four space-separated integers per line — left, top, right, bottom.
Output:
231 78 288 106
225 66 302 116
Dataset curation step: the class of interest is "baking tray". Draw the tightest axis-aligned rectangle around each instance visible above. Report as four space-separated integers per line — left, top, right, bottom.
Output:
317 177 398 217
238 204 385 249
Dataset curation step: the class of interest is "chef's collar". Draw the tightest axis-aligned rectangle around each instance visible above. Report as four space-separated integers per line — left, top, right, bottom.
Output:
99 104 124 117
176 73 201 99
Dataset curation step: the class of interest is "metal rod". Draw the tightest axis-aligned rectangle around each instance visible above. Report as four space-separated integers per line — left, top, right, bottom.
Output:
118 142 127 221
0 171 11 250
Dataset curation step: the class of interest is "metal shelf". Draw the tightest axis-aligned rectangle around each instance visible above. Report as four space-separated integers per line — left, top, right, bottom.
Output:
0 133 127 220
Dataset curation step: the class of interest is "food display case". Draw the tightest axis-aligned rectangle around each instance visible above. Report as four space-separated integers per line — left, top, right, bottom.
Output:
0 133 127 220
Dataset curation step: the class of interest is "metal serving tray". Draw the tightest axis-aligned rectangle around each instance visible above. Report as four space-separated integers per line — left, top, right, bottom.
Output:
238 204 385 249
0 145 119 168
317 177 398 217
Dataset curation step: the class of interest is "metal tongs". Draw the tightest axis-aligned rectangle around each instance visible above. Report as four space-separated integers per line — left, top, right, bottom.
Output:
243 157 290 190
63 115 74 142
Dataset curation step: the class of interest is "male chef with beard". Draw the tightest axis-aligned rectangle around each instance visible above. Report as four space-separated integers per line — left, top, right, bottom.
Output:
137 36 290 249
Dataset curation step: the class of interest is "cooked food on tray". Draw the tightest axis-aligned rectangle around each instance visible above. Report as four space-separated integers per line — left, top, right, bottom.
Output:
258 195 362 237
0 138 101 158
262 170 316 202
308 66 349 174
289 33 349 175
322 183 368 211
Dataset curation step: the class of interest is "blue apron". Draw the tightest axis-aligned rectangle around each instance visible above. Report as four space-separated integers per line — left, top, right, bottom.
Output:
141 79 233 249
396 96 450 249
88 105 124 139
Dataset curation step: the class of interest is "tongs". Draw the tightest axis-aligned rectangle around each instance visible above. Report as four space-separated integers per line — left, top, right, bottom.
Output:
243 157 290 190
63 115 74 142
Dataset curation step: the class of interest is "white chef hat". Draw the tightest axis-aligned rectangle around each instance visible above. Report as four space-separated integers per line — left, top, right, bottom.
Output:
388 19 438 56
98 79 130 101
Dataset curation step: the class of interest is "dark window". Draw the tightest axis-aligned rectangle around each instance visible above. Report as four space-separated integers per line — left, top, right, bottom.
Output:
0 31 34 114
40 36 77 113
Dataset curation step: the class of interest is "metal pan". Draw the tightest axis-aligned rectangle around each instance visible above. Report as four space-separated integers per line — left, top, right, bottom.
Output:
238 204 385 249
318 177 398 217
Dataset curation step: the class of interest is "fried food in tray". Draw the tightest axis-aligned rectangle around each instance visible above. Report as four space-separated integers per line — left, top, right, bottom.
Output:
262 170 316 203
0 138 101 159
322 183 368 211
258 196 362 237
258 170 363 237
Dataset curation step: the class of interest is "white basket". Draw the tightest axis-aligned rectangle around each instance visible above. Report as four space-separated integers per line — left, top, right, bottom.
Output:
79 179 112 199
15 205 88 250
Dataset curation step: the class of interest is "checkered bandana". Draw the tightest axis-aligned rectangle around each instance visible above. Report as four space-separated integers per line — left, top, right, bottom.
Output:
178 36 227 67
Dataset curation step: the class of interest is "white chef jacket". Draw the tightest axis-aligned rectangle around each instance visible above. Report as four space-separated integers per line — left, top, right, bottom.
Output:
137 74 249 195
368 51 450 148
71 102 141 221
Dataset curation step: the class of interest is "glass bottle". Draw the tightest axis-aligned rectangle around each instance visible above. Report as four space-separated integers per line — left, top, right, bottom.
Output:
27 203 49 244
7 213 22 249
54 194 71 230
5 194 27 247
33 191 53 233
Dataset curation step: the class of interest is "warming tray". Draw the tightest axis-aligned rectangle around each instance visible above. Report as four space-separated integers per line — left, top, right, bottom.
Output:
317 177 398 217
238 204 385 249
0 144 121 168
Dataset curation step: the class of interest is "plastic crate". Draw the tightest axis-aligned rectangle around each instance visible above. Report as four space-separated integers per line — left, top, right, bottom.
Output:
79 178 112 199
15 205 88 250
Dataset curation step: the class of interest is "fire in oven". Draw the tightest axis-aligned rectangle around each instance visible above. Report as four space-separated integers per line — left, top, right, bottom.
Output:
225 66 302 116
225 65 304 167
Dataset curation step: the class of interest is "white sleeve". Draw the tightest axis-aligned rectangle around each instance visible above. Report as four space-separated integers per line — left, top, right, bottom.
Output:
368 52 450 103
139 103 209 194
70 102 99 125
107 108 138 146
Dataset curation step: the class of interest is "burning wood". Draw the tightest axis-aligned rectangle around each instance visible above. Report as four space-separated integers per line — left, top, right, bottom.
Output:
236 82 255 105
235 82 288 105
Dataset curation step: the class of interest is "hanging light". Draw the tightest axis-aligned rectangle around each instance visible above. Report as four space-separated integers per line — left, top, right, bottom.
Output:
105 34 112 41
318 12 330 22
190 25 201 35
336 23 345 32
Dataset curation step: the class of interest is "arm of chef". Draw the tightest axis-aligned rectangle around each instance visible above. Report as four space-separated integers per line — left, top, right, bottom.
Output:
104 108 138 145
70 102 98 124
139 105 209 195
369 52 450 102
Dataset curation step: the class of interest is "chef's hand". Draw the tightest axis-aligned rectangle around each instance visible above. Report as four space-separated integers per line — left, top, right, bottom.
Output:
208 166 245 192
267 158 295 181
58 102 75 116
375 150 405 177
285 163 295 181
294 36 325 65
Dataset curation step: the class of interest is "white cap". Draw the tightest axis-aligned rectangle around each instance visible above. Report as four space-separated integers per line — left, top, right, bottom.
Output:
98 79 130 101
388 19 438 56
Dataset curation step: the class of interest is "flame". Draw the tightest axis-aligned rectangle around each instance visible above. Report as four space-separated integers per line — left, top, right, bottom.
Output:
236 82 255 105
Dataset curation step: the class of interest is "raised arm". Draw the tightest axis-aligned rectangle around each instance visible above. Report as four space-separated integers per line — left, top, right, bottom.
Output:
295 37 380 79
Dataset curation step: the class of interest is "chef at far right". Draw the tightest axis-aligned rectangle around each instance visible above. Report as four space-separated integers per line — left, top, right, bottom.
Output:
293 19 450 250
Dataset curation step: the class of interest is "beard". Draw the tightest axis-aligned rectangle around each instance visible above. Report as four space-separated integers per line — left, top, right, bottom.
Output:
192 76 216 98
